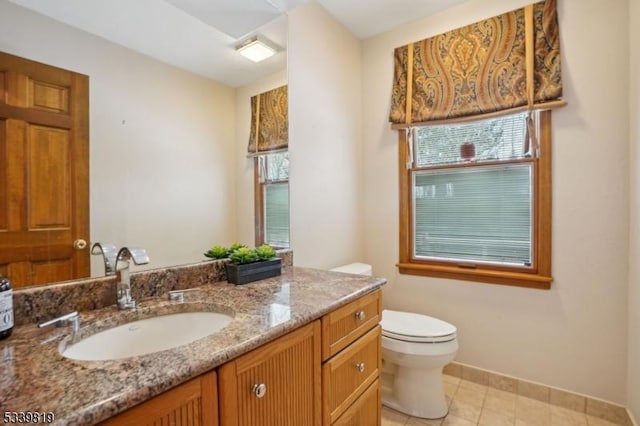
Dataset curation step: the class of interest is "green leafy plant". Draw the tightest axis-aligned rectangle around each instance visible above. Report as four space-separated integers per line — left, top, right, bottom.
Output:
228 243 247 252
229 247 259 264
204 243 278 265
255 244 277 261
204 245 229 259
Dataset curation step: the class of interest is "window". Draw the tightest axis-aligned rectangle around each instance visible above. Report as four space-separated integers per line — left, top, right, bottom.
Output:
398 111 552 288
255 152 290 248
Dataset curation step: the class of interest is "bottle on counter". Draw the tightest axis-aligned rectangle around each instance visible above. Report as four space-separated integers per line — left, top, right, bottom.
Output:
0 275 14 340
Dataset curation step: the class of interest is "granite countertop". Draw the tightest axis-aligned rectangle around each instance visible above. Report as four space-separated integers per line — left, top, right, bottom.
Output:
0 266 385 426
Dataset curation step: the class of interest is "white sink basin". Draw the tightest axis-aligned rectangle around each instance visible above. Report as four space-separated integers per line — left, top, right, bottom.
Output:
62 311 233 361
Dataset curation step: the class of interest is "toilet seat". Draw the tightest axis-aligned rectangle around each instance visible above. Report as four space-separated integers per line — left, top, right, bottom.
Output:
381 309 457 343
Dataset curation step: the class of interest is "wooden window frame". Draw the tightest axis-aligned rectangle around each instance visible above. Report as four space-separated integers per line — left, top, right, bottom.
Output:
398 110 553 289
253 157 289 249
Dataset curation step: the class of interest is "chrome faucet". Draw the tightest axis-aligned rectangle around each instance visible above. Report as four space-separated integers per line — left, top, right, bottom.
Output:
91 242 118 276
115 247 149 310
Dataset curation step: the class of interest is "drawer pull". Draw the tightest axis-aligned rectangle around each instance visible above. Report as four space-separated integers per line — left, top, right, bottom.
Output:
355 362 365 373
252 383 267 398
355 310 366 321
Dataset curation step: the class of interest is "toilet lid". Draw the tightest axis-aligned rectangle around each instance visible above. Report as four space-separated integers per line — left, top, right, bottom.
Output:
381 309 457 343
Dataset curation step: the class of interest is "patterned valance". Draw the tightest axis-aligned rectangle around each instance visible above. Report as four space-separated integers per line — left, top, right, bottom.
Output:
247 85 288 156
389 0 562 126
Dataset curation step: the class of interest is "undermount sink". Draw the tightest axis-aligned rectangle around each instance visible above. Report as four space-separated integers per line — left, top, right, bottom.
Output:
61 311 233 361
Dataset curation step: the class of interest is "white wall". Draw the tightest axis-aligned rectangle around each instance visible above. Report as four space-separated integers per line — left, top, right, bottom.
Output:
235 70 288 247
628 0 640 420
0 1 237 274
287 1 364 269
362 0 630 404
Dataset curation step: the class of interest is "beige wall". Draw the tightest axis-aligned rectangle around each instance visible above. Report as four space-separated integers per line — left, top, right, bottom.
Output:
0 1 237 274
362 0 630 403
235 70 288 247
287 1 364 269
628 0 640 420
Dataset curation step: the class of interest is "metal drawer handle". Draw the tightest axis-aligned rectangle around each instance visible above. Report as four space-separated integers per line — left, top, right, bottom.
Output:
355 362 365 373
355 310 366 321
252 383 267 398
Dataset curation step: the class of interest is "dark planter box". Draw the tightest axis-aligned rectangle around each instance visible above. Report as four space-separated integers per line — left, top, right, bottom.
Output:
225 258 282 285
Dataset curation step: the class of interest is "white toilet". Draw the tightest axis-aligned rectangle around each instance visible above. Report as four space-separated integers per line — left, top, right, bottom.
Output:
381 309 458 419
330 263 459 420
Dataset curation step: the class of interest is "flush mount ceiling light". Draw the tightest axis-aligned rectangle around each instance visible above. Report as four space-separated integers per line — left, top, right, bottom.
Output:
236 36 277 63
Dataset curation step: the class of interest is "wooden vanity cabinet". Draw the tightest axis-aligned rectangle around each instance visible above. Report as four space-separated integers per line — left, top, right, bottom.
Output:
100 371 218 426
321 290 382 426
218 321 322 426
99 289 380 426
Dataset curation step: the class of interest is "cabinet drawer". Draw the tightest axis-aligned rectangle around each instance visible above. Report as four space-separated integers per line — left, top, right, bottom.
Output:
321 289 381 360
332 380 380 426
322 326 380 425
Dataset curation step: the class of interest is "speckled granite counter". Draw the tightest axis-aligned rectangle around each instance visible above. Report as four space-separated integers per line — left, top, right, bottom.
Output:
0 266 385 425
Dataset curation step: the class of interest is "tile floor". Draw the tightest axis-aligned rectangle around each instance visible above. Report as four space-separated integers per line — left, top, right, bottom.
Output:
381 374 626 426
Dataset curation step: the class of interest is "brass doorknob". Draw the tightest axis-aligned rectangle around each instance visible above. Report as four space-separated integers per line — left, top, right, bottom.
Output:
73 239 88 250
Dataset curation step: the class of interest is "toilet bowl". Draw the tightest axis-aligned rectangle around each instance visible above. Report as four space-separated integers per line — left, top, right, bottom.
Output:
329 263 459 419
381 309 458 419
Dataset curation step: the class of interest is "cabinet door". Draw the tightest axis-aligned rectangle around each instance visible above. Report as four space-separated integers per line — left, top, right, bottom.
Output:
219 321 322 426
100 371 217 426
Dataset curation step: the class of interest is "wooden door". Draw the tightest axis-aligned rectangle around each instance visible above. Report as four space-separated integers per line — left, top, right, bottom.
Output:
100 371 218 426
219 321 322 426
0 51 89 288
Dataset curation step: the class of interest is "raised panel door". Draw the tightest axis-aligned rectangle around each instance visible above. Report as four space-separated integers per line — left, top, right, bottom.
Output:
0 51 89 287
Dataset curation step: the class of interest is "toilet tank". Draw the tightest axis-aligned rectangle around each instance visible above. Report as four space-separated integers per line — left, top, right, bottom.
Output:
330 263 372 276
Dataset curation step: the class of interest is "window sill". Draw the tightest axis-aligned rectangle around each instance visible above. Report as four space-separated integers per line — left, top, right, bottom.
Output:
397 262 552 289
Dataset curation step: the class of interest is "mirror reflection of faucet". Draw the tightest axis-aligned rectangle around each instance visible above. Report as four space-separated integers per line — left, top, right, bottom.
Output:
115 247 150 310
91 242 118 276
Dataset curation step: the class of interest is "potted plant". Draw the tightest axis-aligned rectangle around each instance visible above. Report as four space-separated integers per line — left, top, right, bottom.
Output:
205 243 281 285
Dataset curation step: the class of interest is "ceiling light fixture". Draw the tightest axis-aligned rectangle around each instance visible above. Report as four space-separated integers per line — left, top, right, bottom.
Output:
236 36 277 63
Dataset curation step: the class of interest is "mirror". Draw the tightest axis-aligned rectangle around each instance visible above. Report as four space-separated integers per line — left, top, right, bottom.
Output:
0 0 289 288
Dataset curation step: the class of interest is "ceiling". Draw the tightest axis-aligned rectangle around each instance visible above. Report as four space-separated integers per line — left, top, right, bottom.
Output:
7 0 467 88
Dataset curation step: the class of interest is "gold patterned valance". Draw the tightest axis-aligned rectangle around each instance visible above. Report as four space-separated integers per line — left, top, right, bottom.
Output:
248 85 288 156
389 0 562 126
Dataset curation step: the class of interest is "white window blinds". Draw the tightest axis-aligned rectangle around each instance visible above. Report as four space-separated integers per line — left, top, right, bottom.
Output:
411 112 533 267
264 183 290 248
413 164 532 266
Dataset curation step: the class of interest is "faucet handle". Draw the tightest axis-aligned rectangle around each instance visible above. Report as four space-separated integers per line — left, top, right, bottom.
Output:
38 311 81 333
91 242 118 275
168 288 200 302
116 247 150 267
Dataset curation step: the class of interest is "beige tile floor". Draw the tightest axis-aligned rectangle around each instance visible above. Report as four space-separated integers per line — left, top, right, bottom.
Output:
381 374 626 426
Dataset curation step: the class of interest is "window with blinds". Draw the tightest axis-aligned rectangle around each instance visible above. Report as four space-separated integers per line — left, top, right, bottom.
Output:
259 152 290 248
392 0 560 288
410 112 534 268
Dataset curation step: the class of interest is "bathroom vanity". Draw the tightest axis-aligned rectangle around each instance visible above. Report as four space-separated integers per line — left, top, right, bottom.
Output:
0 266 384 426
